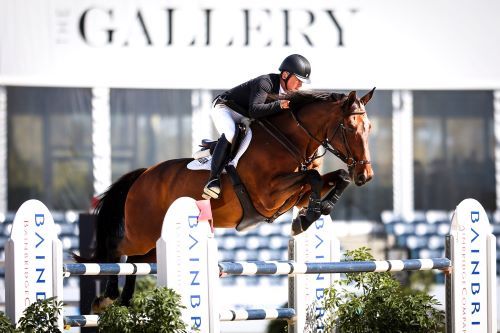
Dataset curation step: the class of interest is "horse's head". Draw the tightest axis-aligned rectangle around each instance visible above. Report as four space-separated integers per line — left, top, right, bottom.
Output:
284 88 375 186
332 88 375 186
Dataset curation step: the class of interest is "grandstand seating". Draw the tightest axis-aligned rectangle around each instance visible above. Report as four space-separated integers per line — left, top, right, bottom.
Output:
381 209 500 278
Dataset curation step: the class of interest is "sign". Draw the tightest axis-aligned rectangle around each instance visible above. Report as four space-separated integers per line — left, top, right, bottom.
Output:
5 200 62 325
449 198 497 333
1 0 500 89
156 197 219 333
290 213 340 333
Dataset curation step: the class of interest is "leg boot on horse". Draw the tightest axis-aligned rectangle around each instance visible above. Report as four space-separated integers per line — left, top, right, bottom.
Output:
203 134 232 199
291 169 351 236
320 169 351 215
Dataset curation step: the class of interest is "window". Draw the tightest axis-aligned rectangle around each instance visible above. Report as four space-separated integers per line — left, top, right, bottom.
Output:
413 91 494 211
110 89 192 180
8 87 92 210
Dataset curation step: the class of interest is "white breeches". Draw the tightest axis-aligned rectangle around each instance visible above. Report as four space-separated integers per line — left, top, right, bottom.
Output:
210 103 245 143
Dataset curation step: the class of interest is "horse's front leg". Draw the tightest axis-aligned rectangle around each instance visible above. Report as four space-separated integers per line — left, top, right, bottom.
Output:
319 169 351 215
288 169 324 236
292 169 351 236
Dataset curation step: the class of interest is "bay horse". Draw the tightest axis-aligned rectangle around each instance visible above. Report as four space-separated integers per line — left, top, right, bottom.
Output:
76 88 375 312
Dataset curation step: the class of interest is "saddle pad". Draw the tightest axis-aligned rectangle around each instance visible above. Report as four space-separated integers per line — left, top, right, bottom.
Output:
187 128 252 171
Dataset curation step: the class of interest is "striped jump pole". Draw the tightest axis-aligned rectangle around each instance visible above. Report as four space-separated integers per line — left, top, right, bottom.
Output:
218 258 451 276
219 308 296 321
63 263 157 276
64 314 99 328
63 308 295 328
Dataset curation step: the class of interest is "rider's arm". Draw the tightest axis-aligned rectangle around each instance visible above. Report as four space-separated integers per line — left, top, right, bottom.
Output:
247 77 282 118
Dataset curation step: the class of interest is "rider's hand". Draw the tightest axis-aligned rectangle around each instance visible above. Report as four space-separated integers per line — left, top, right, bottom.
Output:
280 100 290 109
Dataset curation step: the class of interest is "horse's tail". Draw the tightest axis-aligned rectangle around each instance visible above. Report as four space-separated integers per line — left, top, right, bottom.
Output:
73 168 148 263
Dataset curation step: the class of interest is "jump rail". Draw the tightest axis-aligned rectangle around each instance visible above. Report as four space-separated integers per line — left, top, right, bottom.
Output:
218 258 451 276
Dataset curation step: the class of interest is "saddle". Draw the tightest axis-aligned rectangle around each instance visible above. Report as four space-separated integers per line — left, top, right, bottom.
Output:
195 122 248 161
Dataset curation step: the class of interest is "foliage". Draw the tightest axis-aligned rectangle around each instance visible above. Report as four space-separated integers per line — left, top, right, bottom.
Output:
322 247 445 333
409 269 436 294
16 297 63 333
98 287 187 333
135 275 157 293
0 311 16 333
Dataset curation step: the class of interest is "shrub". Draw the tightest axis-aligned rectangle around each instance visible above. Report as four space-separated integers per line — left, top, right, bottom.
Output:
0 311 16 333
322 247 445 333
16 297 63 333
135 275 157 293
98 287 187 333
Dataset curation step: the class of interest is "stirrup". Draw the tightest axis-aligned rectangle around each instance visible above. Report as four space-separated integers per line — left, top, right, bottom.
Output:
202 179 221 200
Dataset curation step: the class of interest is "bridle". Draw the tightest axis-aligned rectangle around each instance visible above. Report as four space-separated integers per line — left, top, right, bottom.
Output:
289 109 371 171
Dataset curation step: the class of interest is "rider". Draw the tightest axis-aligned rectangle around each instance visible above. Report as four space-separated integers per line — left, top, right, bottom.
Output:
202 54 312 200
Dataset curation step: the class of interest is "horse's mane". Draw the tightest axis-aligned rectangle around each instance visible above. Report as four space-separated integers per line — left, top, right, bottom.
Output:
281 90 346 111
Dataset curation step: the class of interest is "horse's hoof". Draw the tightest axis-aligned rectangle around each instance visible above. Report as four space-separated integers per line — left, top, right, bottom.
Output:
320 200 334 215
291 216 304 236
91 296 115 314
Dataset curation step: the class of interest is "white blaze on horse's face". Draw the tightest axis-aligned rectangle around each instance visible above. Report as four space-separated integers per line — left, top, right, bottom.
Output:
344 101 374 186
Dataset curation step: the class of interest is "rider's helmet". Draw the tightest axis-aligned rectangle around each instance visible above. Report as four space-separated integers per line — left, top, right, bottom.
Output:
279 54 311 83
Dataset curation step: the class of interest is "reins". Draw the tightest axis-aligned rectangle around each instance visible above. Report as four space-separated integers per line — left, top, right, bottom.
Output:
259 106 371 172
257 119 319 171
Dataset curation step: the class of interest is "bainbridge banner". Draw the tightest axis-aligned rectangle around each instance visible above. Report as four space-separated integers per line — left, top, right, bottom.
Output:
1 0 500 89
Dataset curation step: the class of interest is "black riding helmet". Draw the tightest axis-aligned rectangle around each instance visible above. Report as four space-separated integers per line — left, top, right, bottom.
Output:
279 54 311 83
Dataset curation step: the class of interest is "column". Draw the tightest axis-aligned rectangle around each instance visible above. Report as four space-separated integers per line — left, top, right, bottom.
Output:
92 87 111 197
0 86 6 213
392 90 414 220
494 91 500 212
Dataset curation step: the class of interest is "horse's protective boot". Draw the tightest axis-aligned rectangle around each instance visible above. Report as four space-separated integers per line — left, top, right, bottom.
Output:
291 169 351 236
203 135 232 199
320 169 351 215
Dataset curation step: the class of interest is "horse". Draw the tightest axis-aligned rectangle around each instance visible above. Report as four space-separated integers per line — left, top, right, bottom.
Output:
75 88 376 312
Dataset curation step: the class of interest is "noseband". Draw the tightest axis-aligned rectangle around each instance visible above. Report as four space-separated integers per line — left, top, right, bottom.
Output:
290 110 371 171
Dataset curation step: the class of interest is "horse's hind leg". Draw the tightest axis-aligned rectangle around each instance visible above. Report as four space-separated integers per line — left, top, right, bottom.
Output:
120 249 157 307
120 275 137 307
91 249 156 312
92 276 119 314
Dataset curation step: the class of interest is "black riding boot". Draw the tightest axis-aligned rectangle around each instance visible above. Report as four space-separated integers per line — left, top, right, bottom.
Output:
203 135 232 199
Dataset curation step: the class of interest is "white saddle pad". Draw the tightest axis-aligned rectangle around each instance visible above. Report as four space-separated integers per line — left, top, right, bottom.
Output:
187 128 252 171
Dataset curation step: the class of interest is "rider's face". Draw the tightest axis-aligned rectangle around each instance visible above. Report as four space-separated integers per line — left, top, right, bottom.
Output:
281 72 303 91
287 74 302 91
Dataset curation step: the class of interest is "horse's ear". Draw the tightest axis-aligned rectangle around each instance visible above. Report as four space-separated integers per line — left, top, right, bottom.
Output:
360 87 376 105
343 91 357 112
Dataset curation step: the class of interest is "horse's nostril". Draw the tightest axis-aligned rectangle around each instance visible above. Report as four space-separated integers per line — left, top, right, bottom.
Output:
357 174 366 184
